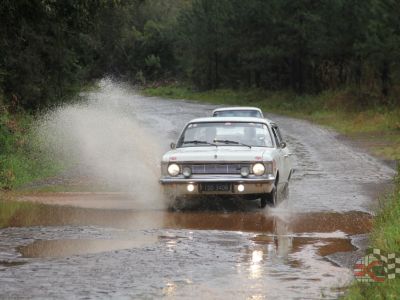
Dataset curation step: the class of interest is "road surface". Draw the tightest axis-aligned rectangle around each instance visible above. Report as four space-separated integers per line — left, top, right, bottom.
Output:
0 80 396 299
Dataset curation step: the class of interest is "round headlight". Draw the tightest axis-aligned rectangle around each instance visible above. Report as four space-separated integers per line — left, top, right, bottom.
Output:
182 166 192 178
240 166 250 177
167 163 180 176
252 163 265 176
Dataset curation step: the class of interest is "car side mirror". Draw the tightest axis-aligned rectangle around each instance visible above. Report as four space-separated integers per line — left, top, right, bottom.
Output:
280 141 286 148
170 142 176 149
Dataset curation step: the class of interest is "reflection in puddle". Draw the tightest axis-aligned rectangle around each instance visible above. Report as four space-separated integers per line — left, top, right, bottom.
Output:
18 237 156 258
3 194 374 299
233 232 354 297
163 282 178 296
5 223 358 299
0 260 27 267
249 250 263 279
14 193 372 236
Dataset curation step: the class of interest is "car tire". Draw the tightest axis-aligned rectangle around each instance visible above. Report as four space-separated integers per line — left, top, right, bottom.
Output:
166 197 176 211
260 197 268 208
163 190 177 210
167 196 186 211
260 186 277 208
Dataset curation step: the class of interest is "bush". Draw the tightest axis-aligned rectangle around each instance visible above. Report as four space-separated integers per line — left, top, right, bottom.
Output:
0 102 61 190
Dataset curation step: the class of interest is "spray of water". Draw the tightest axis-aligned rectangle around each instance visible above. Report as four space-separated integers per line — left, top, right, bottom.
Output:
35 79 165 206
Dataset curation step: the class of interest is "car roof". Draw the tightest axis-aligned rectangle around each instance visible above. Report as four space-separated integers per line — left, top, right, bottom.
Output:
188 116 274 125
212 106 262 113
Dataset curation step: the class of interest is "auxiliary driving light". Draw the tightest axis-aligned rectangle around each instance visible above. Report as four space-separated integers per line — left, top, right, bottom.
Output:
237 184 245 192
240 166 250 177
182 166 192 178
187 184 195 192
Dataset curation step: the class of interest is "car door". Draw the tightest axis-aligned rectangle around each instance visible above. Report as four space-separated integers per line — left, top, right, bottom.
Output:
271 125 290 183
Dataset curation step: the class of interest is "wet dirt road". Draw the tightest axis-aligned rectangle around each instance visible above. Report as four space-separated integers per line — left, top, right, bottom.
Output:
0 81 396 299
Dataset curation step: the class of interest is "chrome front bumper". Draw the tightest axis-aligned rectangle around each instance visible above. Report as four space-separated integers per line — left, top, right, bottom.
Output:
160 175 275 195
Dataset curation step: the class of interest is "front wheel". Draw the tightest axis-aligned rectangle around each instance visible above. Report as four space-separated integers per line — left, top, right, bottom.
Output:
260 186 277 208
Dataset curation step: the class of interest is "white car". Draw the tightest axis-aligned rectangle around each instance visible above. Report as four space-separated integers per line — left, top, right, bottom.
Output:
212 107 264 118
160 117 293 208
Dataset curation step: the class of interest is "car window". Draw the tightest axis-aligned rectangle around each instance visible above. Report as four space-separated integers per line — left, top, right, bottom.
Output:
178 122 273 147
271 126 282 147
275 126 284 142
213 110 262 118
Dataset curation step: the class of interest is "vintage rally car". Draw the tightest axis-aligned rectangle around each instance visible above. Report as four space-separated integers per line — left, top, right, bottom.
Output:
212 106 264 118
160 117 293 208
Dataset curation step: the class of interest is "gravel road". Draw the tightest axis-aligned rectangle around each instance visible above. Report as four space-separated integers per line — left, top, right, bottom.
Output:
0 81 396 299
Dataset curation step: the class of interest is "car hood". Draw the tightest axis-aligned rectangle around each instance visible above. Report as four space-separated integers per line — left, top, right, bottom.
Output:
162 146 273 162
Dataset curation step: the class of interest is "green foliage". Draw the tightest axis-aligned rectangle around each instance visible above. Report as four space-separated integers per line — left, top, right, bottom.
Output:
345 279 400 300
145 54 162 79
0 102 62 190
173 0 400 103
0 0 106 109
0 0 184 110
371 169 400 253
94 0 183 82
345 166 400 299
2 0 400 109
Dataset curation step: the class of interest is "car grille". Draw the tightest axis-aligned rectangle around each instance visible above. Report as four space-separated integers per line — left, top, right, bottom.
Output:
186 163 250 174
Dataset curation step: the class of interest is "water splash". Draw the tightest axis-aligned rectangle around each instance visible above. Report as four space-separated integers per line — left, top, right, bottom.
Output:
35 79 164 205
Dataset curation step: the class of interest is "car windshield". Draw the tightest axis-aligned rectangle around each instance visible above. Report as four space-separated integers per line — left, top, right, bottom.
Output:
178 122 273 148
213 110 262 118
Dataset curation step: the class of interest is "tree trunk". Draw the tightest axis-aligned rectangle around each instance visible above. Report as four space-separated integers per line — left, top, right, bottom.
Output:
207 53 213 90
255 71 261 88
381 60 390 98
214 52 219 89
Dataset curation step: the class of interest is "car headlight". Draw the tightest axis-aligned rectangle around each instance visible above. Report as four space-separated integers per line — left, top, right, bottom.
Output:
252 163 265 176
240 166 250 177
182 166 192 178
167 163 180 176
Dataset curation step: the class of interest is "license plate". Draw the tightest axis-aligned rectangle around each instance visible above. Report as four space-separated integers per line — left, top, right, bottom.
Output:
201 183 231 192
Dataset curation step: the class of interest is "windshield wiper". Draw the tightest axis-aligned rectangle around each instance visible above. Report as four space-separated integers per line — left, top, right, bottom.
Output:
182 140 217 147
214 139 252 148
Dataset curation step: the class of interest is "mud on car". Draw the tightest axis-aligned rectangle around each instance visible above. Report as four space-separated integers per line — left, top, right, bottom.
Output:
160 117 293 208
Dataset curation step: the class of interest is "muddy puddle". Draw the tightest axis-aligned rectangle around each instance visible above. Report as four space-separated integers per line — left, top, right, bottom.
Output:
18 237 157 258
0 221 358 299
0 194 373 298
0 195 372 298
11 193 372 235
11 200 369 260
16 232 354 260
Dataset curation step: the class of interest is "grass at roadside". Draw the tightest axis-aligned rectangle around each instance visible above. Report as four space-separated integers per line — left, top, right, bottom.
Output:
0 103 65 190
0 82 98 191
143 85 400 160
345 167 400 299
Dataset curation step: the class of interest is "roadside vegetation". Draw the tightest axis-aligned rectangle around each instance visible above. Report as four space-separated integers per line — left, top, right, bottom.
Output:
345 167 400 299
0 95 65 228
2 1 400 111
0 100 63 191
